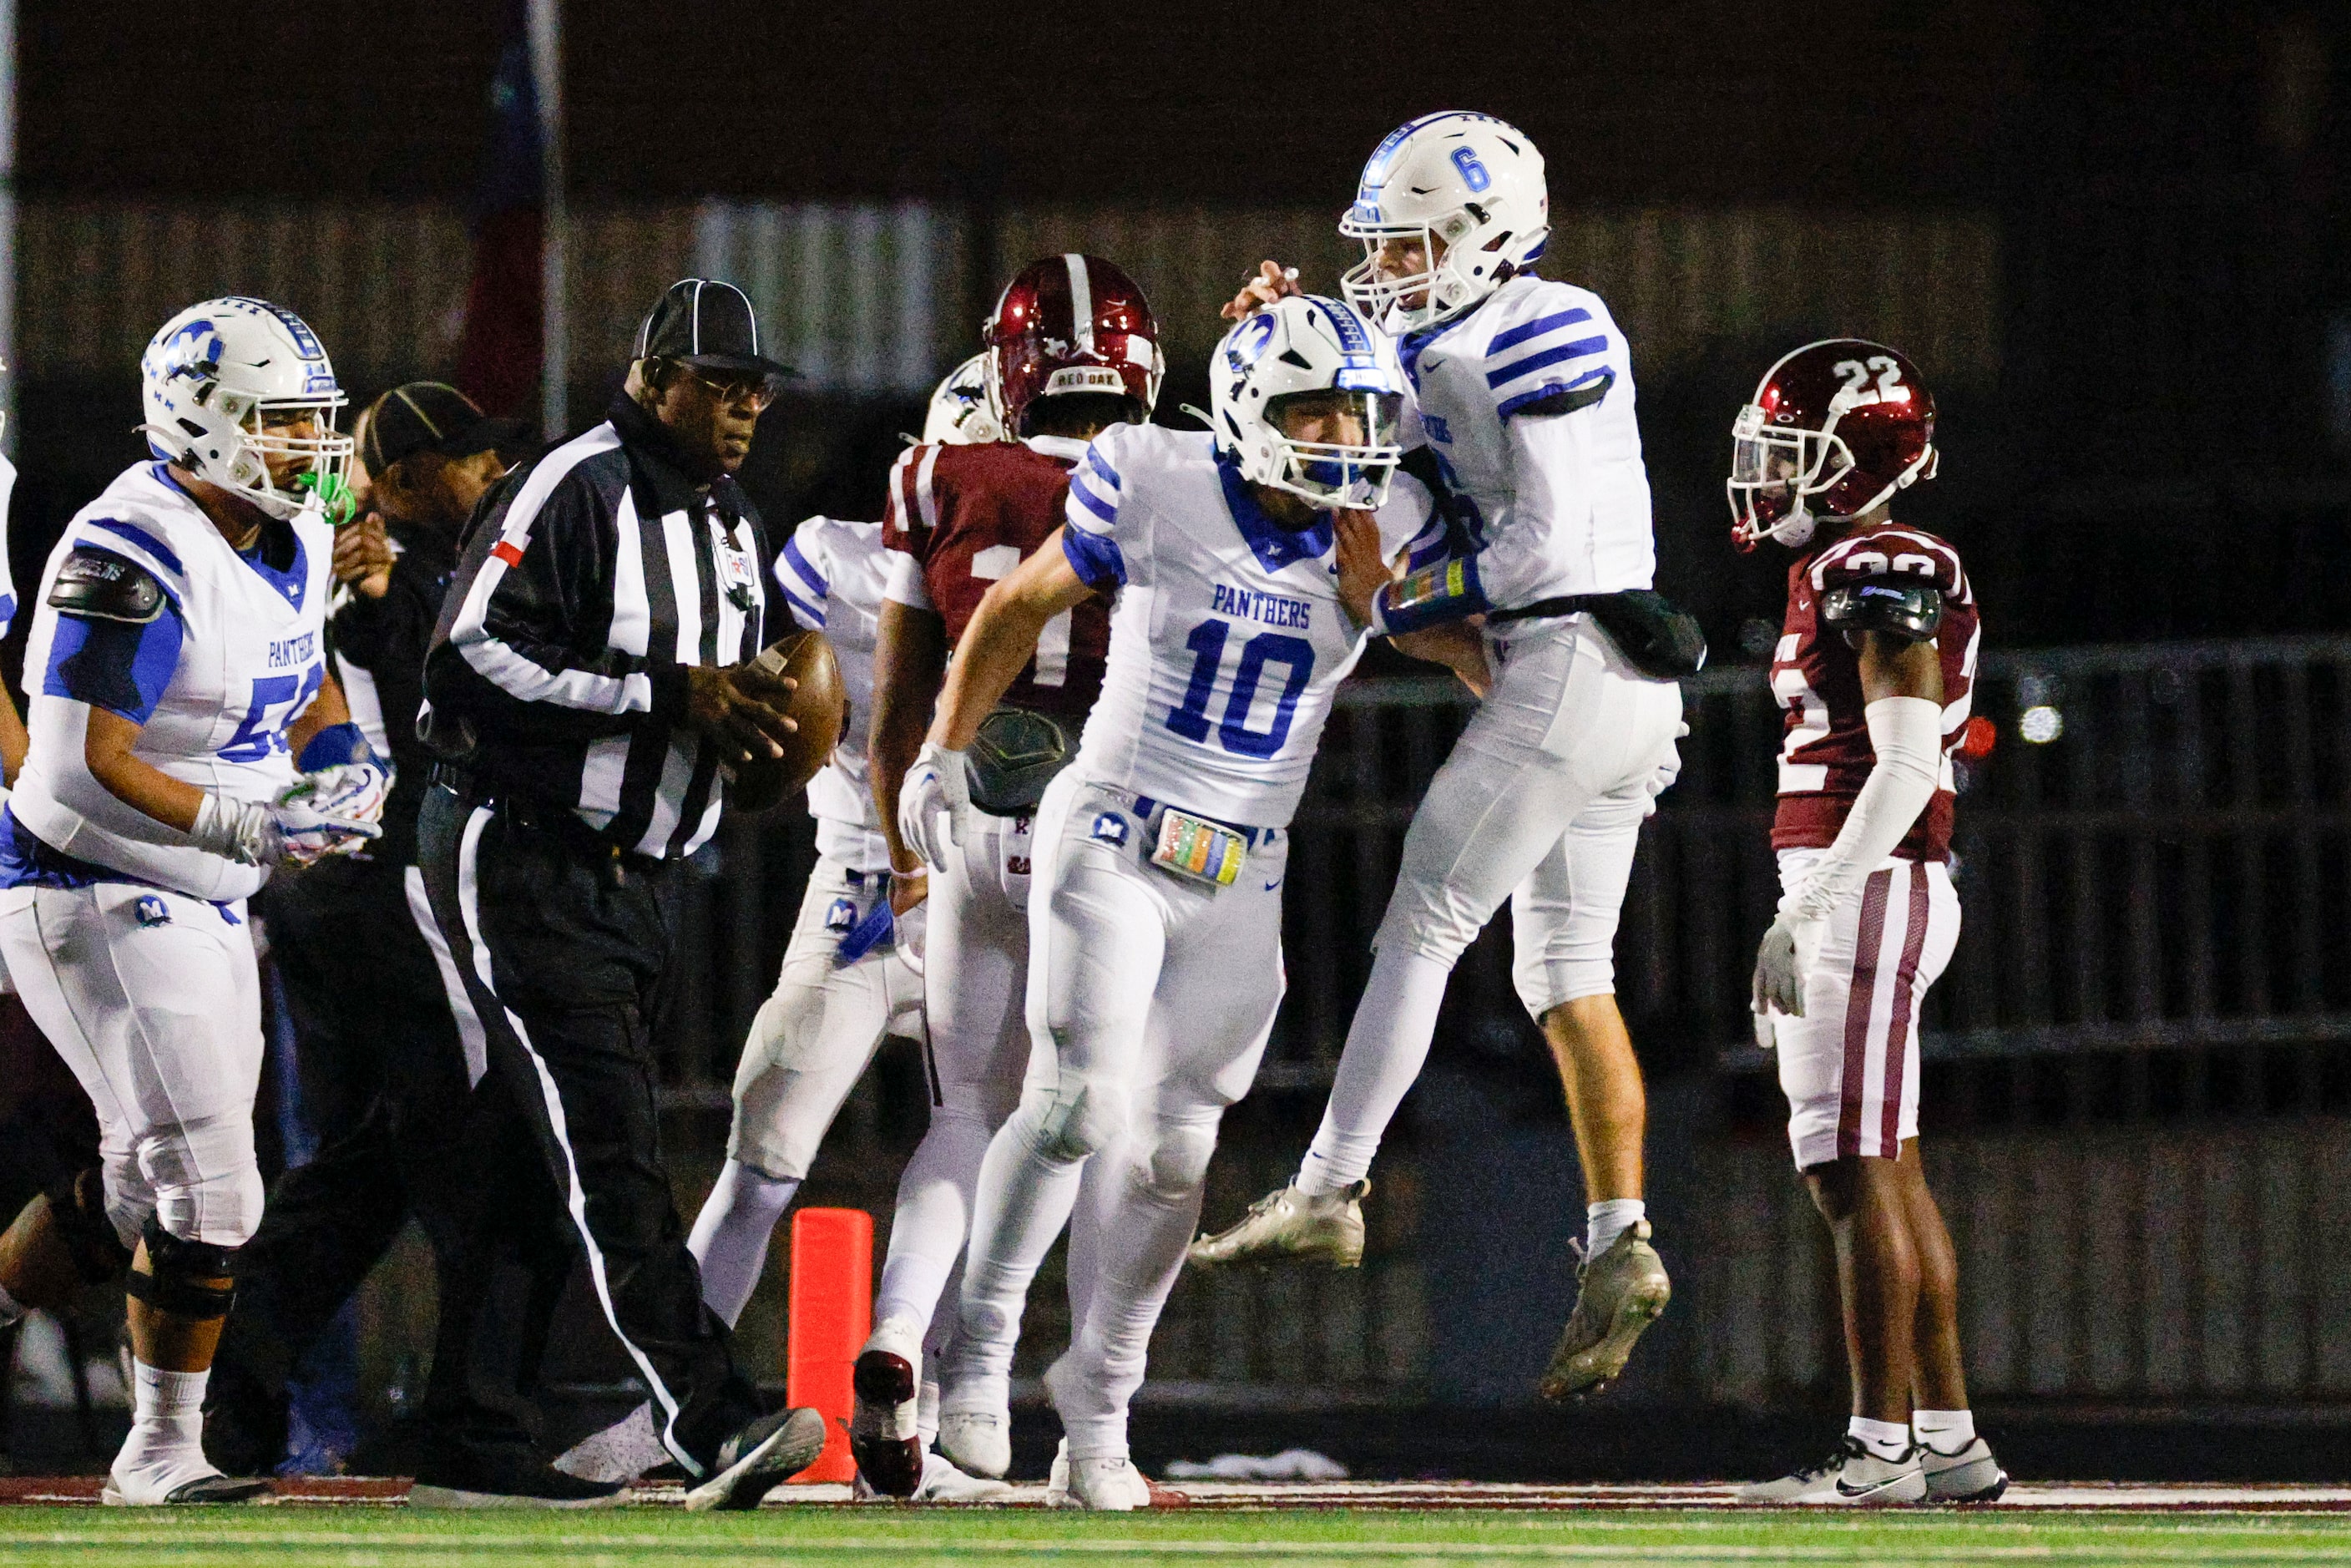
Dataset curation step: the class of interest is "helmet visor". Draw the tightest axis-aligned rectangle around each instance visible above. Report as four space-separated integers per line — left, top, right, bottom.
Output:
1266 388 1403 509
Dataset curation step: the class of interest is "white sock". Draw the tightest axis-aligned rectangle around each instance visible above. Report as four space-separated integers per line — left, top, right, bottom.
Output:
874 1106 993 1329
1848 1415 1913 1461
116 1359 215 1494
943 1098 1090 1414
1912 1409 1976 1451
1585 1199 1646 1257
686 1161 800 1328
1298 948 1452 1195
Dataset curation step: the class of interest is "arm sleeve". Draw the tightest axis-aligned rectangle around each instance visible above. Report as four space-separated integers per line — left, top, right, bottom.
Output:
424 468 688 743
331 549 440 673
1786 695 1944 923
42 602 184 724
1059 432 1128 590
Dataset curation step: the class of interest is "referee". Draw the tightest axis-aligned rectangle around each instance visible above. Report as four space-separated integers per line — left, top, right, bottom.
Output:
418 280 822 1509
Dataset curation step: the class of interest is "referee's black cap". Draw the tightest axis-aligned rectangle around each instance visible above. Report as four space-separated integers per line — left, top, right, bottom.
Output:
361 382 528 476
635 278 795 382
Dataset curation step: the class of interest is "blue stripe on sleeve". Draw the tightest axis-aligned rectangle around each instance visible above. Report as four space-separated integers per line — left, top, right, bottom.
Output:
83 519 186 582
1485 335 1609 389
1485 307 1591 357
1497 367 1615 418
781 535 829 598
43 602 184 722
779 584 827 630
0 592 17 637
1061 523 1126 589
1083 447 1123 493
1067 471 1120 527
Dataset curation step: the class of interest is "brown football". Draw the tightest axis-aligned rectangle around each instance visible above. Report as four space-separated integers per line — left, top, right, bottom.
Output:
730 630 845 812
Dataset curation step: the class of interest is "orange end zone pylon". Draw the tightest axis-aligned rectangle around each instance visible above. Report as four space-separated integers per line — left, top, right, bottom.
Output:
785 1206 873 1484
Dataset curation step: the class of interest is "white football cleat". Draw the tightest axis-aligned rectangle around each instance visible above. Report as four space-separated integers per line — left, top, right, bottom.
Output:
936 1407 1011 1480
1056 1452 1152 1511
1737 1438 1927 1505
104 1452 270 1506
1921 1435 2009 1503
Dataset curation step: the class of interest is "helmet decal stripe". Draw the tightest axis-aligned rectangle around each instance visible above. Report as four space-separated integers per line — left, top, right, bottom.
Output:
1064 254 1095 357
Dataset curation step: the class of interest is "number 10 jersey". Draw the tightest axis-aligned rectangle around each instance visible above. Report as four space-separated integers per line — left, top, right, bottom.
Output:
1059 424 1434 829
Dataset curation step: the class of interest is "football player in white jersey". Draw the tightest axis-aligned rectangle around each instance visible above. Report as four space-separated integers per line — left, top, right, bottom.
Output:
1196 112 1691 1399
557 359 1010 1503
0 297 385 1504
901 296 1477 1507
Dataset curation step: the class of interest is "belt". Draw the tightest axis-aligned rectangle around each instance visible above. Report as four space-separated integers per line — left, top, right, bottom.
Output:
1484 593 1611 626
428 763 666 875
1127 792 1280 851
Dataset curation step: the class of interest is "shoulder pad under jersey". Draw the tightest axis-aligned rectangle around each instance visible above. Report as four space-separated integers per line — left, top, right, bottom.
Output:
49 546 165 625
1821 578 1943 642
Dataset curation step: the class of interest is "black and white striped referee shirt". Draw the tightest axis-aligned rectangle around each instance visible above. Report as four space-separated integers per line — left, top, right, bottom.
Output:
422 392 769 859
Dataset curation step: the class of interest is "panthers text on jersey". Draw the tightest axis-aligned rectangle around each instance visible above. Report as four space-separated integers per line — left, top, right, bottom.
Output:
1059 423 1433 827
1391 273 1656 619
1770 523 1980 861
8 462 335 902
772 514 892 873
882 436 1111 719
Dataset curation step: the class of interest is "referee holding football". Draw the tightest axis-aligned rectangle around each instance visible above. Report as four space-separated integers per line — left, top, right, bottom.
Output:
418 280 822 1510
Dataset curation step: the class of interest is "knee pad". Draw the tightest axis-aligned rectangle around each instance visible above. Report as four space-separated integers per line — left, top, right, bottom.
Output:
45 1167 132 1286
143 1114 265 1249
1025 1081 1124 1165
1135 1120 1218 1206
124 1215 241 1321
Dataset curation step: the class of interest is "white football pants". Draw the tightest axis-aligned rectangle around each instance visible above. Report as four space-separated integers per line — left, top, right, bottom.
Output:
726 857 923 1181
0 882 265 1248
1302 615 1683 1192
1768 849 1960 1170
945 771 1285 1460
870 807 1046 1341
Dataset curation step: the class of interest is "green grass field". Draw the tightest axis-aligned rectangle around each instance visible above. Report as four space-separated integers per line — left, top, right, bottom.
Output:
3 1507 2348 1567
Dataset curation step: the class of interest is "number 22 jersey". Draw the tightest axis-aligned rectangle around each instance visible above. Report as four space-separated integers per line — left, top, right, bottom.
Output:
10 462 334 902
1771 523 1980 862
1059 423 1433 829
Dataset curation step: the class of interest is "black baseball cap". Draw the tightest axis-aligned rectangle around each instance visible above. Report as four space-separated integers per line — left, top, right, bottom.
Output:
634 278 795 382
361 382 527 475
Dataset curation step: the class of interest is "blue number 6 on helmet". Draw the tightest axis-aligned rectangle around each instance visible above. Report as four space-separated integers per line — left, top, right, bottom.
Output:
1450 146 1492 192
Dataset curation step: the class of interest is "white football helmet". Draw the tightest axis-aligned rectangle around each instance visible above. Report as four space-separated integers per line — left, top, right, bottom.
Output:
1341 111 1550 334
1211 295 1404 511
923 352 1003 445
139 296 355 522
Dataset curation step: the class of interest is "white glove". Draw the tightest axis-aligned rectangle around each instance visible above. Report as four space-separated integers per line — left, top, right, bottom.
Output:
1642 721 1691 818
1751 909 1827 1021
190 785 382 869
292 759 392 830
892 899 927 976
897 743 971 873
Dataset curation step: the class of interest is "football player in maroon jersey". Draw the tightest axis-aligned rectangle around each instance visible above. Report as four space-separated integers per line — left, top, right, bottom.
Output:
851 255 1162 1495
1727 340 2006 1505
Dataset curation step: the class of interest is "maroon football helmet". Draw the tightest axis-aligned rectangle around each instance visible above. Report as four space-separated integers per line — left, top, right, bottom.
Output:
1728 338 1938 551
984 255 1161 438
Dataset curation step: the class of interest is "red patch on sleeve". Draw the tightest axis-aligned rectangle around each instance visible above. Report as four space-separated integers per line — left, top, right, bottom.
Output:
491 541 523 568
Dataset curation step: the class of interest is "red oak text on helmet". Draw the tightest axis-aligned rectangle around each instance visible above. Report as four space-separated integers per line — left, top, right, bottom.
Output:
1727 338 1939 552
983 254 1162 438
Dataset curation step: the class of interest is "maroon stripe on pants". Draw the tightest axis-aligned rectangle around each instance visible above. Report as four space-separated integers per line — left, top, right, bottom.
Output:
1836 868 1894 1158
1878 865 1934 1157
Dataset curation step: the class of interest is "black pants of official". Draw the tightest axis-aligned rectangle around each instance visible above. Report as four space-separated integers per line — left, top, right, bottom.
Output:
417 782 760 1473
208 852 570 1475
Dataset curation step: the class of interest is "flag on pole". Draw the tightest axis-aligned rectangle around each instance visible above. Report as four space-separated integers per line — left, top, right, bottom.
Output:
454 0 544 422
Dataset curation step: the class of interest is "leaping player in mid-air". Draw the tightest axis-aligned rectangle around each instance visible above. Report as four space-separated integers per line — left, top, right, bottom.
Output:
0 297 387 1503
1192 112 1692 1402
1726 339 2005 1505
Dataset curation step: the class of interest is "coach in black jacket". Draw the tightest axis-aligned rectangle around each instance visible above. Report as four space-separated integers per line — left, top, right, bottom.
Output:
417 281 822 1508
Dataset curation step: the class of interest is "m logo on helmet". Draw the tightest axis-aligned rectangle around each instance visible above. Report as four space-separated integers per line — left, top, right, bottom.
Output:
159 320 224 384
1224 312 1277 377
